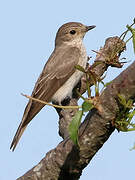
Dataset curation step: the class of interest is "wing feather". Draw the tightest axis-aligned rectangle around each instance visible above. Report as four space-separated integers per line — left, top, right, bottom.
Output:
10 46 81 150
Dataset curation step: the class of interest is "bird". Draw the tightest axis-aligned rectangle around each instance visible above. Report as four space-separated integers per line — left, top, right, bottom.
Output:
10 22 95 151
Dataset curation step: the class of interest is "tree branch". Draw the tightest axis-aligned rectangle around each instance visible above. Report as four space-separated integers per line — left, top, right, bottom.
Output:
18 37 135 180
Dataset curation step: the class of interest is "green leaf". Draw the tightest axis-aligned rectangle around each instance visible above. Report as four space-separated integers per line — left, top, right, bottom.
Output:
126 99 133 108
82 101 94 112
127 25 135 54
117 94 127 106
75 65 86 73
127 110 135 121
69 110 83 145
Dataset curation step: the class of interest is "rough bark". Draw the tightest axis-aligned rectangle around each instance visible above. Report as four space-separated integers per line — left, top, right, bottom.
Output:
17 37 135 180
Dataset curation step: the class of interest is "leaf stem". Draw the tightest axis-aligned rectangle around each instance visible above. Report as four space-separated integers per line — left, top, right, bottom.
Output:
125 34 133 44
120 19 135 40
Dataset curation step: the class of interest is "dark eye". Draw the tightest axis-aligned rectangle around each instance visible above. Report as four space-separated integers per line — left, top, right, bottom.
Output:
70 30 76 35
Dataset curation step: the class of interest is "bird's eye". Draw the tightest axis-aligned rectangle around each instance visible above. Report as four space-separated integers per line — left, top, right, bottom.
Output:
69 30 76 35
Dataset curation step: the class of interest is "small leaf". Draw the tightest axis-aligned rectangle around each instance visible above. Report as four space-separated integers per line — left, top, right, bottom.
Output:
69 110 83 145
128 109 135 119
82 101 94 112
126 99 133 108
117 94 127 106
75 65 86 73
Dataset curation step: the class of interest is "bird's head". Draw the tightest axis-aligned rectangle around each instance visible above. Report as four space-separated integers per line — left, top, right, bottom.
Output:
55 22 96 46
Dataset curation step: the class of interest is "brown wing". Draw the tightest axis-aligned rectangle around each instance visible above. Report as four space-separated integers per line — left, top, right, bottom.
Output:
10 46 80 150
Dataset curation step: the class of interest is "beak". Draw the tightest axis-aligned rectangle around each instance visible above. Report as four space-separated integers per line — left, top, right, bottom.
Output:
86 25 96 31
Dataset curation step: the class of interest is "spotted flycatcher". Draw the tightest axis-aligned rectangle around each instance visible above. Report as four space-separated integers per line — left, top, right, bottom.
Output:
10 22 95 150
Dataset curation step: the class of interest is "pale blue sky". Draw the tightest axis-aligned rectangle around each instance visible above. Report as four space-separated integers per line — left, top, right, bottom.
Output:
1 0 135 180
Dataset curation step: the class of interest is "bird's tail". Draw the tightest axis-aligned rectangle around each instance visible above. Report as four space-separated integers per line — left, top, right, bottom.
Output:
10 100 45 151
10 122 27 151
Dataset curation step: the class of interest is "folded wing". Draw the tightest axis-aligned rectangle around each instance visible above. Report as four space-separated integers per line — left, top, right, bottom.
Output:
10 46 80 150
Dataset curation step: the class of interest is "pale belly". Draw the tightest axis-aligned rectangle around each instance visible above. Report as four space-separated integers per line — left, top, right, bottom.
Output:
52 53 87 103
51 70 84 103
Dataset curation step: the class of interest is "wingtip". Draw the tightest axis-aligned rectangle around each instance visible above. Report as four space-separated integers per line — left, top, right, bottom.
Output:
10 139 17 151
10 123 27 151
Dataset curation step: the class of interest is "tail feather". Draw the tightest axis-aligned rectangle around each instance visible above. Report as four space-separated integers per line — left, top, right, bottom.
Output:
10 123 27 151
10 100 45 151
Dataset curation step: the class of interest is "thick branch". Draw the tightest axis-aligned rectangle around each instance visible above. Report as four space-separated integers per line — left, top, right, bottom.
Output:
18 37 134 180
18 61 135 180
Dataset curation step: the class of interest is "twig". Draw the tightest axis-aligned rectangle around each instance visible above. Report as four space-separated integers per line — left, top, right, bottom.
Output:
21 93 81 109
